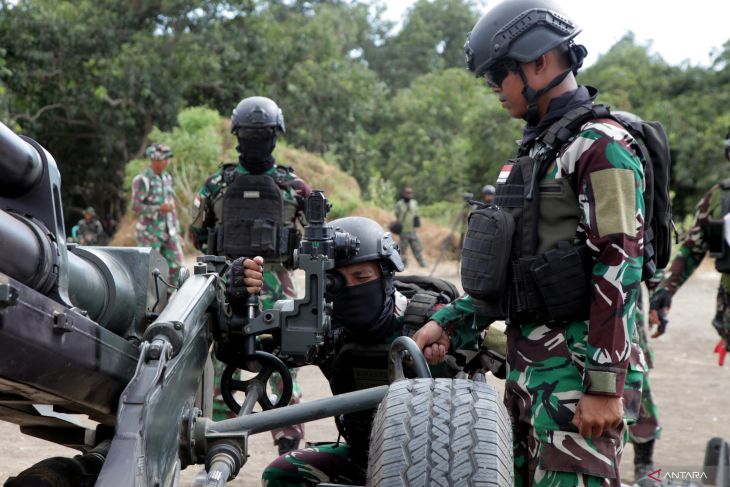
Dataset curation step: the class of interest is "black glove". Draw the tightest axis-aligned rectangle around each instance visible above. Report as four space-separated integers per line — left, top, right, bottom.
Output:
413 215 421 228
226 257 250 313
649 288 672 311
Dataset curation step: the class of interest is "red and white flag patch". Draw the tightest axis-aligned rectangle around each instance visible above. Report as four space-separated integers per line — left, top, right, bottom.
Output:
496 164 513 184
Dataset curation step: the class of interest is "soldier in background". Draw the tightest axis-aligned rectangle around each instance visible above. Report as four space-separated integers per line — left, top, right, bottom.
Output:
394 186 427 268
130 143 184 286
76 206 105 245
482 184 496 204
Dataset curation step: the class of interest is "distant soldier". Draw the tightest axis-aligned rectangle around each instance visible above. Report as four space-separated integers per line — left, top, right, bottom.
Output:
76 207 105 245
131 143 184 285
394 187 426 268
482 184 496 204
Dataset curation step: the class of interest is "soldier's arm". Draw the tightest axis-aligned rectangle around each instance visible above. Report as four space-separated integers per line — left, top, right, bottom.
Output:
569 123 644 398
288 172 312 212
656 188 715 297
130 175 161 218
189 176 217 251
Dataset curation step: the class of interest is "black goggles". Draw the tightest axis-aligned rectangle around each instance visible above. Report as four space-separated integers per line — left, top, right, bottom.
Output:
484 59 518 89
234 127 276 140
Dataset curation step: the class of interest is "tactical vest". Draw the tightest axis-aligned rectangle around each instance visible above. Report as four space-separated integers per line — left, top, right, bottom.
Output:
706 179 730 273
207 165 300 263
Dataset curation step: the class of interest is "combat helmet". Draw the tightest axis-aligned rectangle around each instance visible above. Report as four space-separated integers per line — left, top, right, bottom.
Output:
482 184 496 195
328 216 404 273
231 96 285 135
465 0 587 124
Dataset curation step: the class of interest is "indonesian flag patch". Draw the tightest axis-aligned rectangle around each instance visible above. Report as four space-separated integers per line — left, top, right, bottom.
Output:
496 164 513 184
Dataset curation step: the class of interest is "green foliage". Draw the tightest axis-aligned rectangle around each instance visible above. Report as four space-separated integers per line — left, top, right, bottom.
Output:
3 0 730 225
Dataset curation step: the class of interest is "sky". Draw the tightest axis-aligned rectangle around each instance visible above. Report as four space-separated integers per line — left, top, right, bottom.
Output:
381 0 730 68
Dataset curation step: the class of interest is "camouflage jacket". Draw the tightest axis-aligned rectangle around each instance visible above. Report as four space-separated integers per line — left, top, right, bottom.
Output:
189 163 311 252
76 218 104 245
433 114 645 398
394 198 419 233
130 167 180 238
658 181 730 295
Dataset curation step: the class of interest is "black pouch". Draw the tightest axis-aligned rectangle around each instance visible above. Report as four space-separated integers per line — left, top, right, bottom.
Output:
510 257 544 316
207 226 219 255
530 241 591 321
461 205 515 319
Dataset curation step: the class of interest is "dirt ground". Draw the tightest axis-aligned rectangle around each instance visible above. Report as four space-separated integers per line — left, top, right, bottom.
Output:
1 258 728 485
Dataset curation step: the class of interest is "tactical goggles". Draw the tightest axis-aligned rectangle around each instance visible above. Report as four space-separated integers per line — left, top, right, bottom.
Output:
484 59 519 89
234 127 276 140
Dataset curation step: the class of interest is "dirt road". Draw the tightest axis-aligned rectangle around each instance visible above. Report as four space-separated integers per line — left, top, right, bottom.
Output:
1 259 728 485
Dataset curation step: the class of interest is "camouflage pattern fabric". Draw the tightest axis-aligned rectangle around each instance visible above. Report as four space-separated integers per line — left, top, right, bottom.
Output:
130 167 184 285
262 442 366 487
76 217 104 245
656 183 730 340
429 115 646 486
629 287 661 444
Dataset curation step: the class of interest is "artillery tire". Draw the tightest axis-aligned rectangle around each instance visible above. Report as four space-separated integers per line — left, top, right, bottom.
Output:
367 378 513 487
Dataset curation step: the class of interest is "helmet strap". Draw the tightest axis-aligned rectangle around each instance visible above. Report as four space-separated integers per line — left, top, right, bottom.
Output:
517 66 572 126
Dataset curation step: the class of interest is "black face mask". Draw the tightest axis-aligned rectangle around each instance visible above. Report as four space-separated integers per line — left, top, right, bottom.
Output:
237 135 276 174
328 278 396 342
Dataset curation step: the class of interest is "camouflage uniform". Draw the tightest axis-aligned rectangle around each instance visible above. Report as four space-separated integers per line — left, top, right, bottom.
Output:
431 100 647 487
394 197 426 267
190 163 310 443
76 210 105 245
654 183 730 342
130 166 184 284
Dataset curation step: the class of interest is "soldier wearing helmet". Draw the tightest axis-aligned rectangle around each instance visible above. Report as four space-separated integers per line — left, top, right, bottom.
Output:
131 143 184 285
229 217 463 486
414 1 648 485
481 184 496 204
190 96 311 452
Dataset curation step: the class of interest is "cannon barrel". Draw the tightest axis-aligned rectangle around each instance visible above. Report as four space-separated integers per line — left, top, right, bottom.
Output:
0 122 44 197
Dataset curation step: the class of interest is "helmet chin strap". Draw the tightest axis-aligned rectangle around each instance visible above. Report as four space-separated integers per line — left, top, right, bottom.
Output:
517 66 572 126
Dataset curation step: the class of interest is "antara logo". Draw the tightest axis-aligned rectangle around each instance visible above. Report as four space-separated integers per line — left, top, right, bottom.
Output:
645 468 708 483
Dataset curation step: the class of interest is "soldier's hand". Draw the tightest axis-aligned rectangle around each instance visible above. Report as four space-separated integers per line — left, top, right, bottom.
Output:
159 203 173 213
572 394 623 438
412 320 450 365
227 256 265 302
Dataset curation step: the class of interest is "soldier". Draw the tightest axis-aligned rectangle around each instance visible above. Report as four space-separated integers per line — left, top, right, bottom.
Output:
649 128 730 362
482 184 496 204
226 217 463 486
189 96 310 454
76 207 105 245
414 0 648 485
130 143 184 285
394 186 426 268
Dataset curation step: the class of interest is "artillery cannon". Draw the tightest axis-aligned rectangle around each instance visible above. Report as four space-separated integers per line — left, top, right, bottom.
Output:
0 122 512 486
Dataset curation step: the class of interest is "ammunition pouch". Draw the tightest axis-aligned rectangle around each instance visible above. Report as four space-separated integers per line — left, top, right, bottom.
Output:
707 217 730 273
510 241 592 324
460 205 514 321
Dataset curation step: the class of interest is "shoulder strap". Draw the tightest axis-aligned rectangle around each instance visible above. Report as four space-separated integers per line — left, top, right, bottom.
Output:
537 104 612 162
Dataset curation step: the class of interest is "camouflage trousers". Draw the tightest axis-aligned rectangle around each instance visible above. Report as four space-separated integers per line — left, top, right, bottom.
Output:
261 442 366 486
135 231 184 286
398 231 426 267
212 265 304 444
506 320 642 487
628 312 661 444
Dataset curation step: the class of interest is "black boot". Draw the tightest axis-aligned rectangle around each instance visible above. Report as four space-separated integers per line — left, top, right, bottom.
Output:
634 439 656 487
